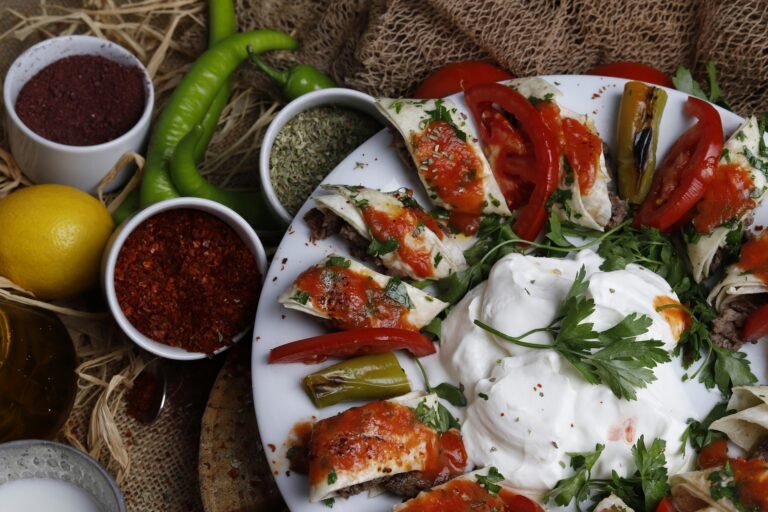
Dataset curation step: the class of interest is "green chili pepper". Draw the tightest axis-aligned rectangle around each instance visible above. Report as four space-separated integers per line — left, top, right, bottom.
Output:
112 0 241 225
617 81 667 204
139 30 298 208
302 352 411 408
170 125 277 227
193 0 238 161
251 56 337 101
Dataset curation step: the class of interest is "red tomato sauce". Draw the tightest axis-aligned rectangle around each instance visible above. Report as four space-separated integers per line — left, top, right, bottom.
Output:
537 101 600 195
697 439 728 469
293 263 415 330
731 458 768 512
422 429 468 483
362 207 436 278
738 231 768 283
397 478 544 512
396 478 507 511
562 117 601 194
307 400 435 486
412 120 486 215
692 163 755 233
654 295 691 341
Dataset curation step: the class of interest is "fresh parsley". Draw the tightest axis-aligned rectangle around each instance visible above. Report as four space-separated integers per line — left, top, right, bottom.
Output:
289 290 311 305
384 277 414 309
475 266 671 400
413 358 467 407
326 256 351 268
367 237 399 256
672 62 731 110
476 466 505 495
322 497 335 508
421 99 468 141
548 437 669 512
414 397 460 433
680 401 730 455
327 468 337 485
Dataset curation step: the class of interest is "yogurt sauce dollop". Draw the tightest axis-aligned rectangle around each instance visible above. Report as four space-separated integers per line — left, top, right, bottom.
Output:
440 250 695 494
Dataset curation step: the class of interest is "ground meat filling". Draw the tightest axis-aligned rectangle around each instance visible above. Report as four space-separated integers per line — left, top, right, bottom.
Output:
750 435 768 461
304 207 378 264
711 295 765 350
606 191 629 230
336 471 440 499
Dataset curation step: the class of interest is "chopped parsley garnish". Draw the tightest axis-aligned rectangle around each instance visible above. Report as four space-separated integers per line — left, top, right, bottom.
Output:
390 98 405 114
289 290 311 305
476 466 505 495
327 468 337 485
433 252 443 267
367 237 399 256
421 99 468 141
322 497 335 508
326 256 351 268
548 437 669 512
478 392 489 400
384 277 414 309
475 266 670 401
414 398 459 433
680 401 730 455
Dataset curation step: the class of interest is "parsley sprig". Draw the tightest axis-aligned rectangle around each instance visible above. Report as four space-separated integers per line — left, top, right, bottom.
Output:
474 266 671 400
548 437 670 512
672 62 731 110
431 215 631 305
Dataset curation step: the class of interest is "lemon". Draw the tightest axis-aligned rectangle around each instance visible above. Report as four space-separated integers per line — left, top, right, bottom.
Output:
0 184 114 299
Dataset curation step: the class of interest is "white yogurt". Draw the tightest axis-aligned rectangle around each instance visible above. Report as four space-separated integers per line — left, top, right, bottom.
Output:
441 250 696 494
0 478 101 512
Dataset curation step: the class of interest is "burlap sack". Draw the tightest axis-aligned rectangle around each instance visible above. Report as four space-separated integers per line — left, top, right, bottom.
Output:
1 1 767 512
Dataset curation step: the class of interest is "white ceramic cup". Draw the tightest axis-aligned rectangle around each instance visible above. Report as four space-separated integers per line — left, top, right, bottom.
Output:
3 35 154 193
101 198 268 360
259 87 387 224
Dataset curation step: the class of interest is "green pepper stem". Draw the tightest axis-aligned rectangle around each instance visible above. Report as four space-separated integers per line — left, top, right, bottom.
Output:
250 54 290 86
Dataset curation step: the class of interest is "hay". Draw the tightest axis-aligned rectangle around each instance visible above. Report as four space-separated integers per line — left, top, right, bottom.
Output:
0 0 281 490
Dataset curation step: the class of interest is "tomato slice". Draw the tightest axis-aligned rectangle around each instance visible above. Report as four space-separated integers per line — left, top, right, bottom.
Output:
587 61 673 88
268 328 436 363
633 97 723 231
465 83 560 241
655 496 676 512
741 304 768 342
698 438 729 469
414 61 514 99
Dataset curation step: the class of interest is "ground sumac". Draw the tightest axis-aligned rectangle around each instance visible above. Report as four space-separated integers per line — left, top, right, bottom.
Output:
15 55 146 146
114 209 261 355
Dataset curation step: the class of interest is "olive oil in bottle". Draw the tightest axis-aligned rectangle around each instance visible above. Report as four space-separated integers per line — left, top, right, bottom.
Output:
0 299 77 442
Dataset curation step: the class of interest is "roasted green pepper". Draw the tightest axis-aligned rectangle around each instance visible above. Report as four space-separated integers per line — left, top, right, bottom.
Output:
617 80 667 204
251 56 336 101
302 352 411 408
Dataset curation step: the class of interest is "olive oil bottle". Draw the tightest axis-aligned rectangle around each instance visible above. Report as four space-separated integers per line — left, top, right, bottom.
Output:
0 299 77 442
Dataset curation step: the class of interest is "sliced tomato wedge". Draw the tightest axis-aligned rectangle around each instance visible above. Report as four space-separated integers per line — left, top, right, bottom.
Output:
587 61 674 88
655 496 676 512
465 83 560 241
741 304 768 342
698 438 729 469
268 328 436 364
414 61 514 99
633 97 723 231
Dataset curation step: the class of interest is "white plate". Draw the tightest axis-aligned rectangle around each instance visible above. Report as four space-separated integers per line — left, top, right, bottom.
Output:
251 75 768 512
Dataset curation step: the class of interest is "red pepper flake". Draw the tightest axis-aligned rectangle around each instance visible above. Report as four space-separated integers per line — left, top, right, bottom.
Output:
114 209 262 355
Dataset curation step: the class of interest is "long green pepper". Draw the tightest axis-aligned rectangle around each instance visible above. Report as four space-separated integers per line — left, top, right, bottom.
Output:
139 30 298 207
112 0 240 224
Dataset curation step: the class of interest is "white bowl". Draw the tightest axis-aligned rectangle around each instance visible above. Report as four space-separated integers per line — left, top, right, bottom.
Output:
259 87 387 224
3 35 154 193
0 440 125 512
102 198 268 360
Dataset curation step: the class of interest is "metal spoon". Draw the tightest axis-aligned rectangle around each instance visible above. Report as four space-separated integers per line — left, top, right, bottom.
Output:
127 358 168 424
